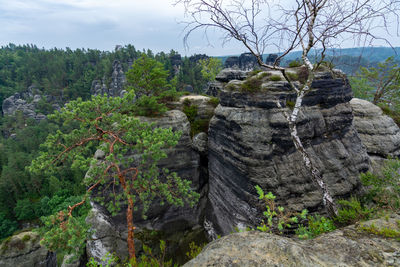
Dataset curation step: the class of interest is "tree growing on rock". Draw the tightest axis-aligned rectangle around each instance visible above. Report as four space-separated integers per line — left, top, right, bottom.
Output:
29 90 199 262
175 0 400 217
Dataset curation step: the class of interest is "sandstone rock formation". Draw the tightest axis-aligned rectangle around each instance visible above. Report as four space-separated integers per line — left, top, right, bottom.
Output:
224 53 258 70
206 71 370 235
2 85 54 122
0 231 56 267
205 68 248 97
184 213 400 267
86 110 208 264
91 60 126 97
350 98 400 170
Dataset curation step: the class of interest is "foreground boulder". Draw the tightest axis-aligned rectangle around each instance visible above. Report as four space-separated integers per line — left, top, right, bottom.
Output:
185 214 400 267
206 71 370 235
0 231 56 267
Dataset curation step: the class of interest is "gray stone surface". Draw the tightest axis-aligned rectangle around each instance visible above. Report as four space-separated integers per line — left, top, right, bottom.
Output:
224 53 258 70
206 71 370 235
0 231 56 267
86 110 207 263
351 98 400 158
91 60 126 97
184 214 400 267
192 132 208 156
215 68 248 83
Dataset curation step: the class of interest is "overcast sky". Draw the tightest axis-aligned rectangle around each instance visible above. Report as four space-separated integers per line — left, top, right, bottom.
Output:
0 0 398 56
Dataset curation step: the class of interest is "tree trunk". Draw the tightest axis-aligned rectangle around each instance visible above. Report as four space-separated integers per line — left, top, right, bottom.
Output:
126 197 136 261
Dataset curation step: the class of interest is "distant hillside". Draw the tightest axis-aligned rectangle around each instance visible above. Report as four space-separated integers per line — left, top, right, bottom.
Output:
216 47 400 75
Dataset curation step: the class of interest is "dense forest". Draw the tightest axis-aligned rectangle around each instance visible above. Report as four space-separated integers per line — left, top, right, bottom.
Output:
0 44 215 239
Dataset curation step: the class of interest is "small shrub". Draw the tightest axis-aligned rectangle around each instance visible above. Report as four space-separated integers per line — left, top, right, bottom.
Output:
133 95 168 117
361 158 400 211
255 185 307 234
296 215 336 239
240 77 263 92
225 82 237 91
208 97 219 107
269 75 282 81
335 197 373 225
191 119 210 136
286 100 295 109
286 72 299 81
288 60 302 68
248 69 262 77
21 234 31 242
182 105 198 124
157 89 180 104
358 223 400 241
185 241 206 260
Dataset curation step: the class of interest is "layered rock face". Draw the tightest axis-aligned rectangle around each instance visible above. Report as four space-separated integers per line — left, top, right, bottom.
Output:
2 85 59 122
185 213 400 267
205 68 248 97
206 72 370 235
0 231 56 267
350 98 400 170
224 53 258 70
91 60 126 97
86 110 207 263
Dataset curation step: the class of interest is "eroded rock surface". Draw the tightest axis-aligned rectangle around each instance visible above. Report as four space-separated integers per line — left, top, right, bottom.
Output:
91 60 126 97
184 214 400 267
0 231 56 267
207 71 370 235
351 98 400 171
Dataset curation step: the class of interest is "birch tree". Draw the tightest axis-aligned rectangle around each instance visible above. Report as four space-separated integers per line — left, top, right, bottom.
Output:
175 0 400 217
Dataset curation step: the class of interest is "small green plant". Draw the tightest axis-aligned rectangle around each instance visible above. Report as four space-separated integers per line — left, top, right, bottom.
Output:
358 223 400 241
185 241 206 260
240 77 263 92
286 100 295 109
248 69 262 77
335 197 374 225
288 60 302 68
86 240 177 267
182 104 198 124
296 215 336 239
207 96 219 107
132 95 168 117
255 185 306 234
286 72 299 81
21 234 31 242
360 158 400 211
269 75 282 81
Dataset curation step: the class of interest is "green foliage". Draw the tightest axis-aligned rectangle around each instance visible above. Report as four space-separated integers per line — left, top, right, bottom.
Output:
240 77 263 93
286 72 299 81
335 197 373 225
86 241 177 267
185 241 206 260
182 104 198 124
132 95 168 117
296 215 336 239
255 185 306 234
360 158 400 210
288 60 302 68
199 58 223 82
269 75 282 81
350 56 400 105
0 212 18 239
29 91 199 257
35 98 54 115
126 54 171 97
207 97 219 107
358 223 400 241
14 199 36 221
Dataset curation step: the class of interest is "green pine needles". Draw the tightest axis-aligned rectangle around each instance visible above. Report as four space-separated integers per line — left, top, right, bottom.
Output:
29 90 199 262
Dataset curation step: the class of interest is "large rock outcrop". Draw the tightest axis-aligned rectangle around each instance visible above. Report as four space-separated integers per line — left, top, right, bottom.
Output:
350 98 400 170
224 53 258 70
91 60 126 97
2 85 59 122
86 110 207 264
206 71 370 235
205 68 248 97
0 231 56 267
184 213 400 267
